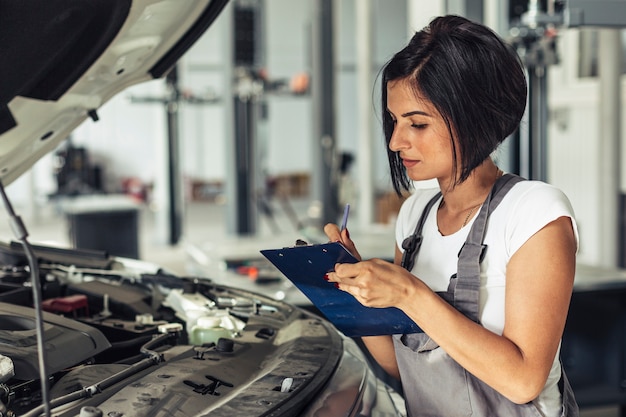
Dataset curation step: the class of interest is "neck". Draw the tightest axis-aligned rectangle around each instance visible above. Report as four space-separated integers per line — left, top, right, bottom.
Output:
438 160 501 213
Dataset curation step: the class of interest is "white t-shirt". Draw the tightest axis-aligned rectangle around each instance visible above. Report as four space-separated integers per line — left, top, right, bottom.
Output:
395 179 579 416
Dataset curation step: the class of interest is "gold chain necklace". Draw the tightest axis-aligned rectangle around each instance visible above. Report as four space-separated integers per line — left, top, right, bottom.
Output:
438 200 481 227
462 204 481 227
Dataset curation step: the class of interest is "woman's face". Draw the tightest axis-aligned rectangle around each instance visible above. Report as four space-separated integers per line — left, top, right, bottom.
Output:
387 79 455 183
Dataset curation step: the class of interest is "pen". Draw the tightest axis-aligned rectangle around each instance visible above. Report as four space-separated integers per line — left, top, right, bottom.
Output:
340 203 350 232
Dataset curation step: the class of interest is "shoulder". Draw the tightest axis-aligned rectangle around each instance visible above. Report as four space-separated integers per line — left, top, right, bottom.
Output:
495 178 578 255
502 179 575 216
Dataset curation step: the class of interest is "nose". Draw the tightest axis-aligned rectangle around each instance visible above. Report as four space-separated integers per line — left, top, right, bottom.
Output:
388 126 408 152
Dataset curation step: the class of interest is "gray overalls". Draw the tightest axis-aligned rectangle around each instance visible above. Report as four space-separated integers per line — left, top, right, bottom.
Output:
394 174 578 417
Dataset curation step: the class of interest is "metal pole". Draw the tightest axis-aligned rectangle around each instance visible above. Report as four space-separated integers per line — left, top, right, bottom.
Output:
598 29 621 267
356 0 374 227
165 67 184 245
232 91 258 235
224 2 263 236
221 3 238 236
509 0 560 182
311 0 339 226
527 65 549 181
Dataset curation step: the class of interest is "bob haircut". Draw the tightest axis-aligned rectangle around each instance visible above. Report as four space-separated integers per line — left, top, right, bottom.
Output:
381 15 527 194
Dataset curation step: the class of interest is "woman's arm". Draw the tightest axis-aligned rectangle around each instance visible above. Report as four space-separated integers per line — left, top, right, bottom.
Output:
330 216 576 403
401 216 576 403
360 335 400 380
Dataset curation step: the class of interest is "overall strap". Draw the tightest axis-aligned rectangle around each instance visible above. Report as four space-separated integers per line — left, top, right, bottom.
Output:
401 191 442 271
455 173 525 322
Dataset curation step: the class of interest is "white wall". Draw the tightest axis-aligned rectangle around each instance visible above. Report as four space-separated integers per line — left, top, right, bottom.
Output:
547 28 626 266
72 80 167 189
263 0 313 176
177 7 230 183
335 0 410 190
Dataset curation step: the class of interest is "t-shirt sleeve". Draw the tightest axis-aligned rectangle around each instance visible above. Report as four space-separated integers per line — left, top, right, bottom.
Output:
504 182 579 257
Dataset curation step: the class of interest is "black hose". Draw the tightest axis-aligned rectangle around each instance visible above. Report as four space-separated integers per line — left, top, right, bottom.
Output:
22 332 174 417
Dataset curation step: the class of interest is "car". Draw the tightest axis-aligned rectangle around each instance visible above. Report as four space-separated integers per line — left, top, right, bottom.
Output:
0 1 403 416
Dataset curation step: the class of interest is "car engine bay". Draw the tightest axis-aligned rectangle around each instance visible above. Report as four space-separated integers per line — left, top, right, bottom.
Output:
0 241 397 417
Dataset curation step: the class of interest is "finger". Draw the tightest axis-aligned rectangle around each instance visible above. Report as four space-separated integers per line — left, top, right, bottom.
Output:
326 267 354 287
333 262 361 279
339 229 362 260
335 281 357 293
323 223 341 241
325 270 348 284
334 282 371 307
340 228 352 246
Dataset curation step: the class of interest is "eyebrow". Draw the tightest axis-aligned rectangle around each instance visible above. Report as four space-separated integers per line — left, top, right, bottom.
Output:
401 110 431 117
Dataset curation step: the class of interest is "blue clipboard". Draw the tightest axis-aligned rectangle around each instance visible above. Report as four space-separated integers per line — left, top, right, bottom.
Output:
260 242 422 337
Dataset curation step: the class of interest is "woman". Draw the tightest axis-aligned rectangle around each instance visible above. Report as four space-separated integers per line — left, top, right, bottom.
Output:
324 15 579 417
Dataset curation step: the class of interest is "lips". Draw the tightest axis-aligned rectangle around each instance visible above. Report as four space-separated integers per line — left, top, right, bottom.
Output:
402 158 419 168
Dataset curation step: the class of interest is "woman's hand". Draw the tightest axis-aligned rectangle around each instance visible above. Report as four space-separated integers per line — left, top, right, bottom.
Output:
327 257 425 310
323 223 362 261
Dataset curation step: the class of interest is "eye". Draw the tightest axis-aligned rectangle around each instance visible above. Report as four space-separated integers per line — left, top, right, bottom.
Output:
411 123 427 129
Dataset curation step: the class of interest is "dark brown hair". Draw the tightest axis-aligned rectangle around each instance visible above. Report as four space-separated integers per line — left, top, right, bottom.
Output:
382 15 527 194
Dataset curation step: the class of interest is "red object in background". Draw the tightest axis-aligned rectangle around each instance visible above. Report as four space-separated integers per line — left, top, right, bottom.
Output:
42 294 90 318
121 177 147 202
236 265 259 281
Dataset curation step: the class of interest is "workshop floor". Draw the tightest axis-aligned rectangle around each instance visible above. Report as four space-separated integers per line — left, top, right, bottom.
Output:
0 198 620 417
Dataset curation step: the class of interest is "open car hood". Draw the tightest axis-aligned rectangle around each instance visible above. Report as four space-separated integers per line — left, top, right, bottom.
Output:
0 0 228 185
